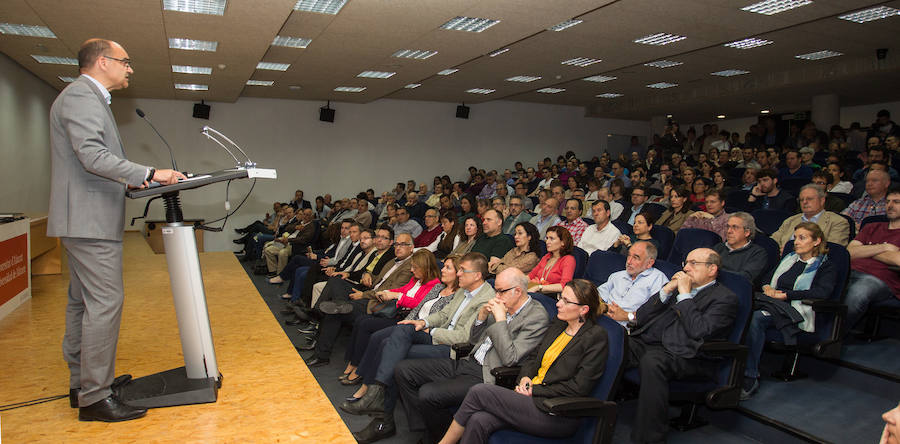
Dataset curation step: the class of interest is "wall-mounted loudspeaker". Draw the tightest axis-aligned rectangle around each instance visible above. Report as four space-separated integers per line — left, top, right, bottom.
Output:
320 102 335 123
456 105 470 119
193 100 210 119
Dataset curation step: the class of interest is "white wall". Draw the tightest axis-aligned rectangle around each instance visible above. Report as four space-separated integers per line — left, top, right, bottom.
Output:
0 53 57 213
840 101 900 128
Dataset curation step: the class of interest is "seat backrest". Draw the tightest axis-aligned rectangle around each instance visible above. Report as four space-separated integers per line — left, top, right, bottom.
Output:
369 210 378 229
667 228 722 265
612 219 632 236
649 225 675 260
537 239 547 256
572 246 589 279
643 203 666 220
583 217 595 225
571 316 627 443
652 259 679 278
751 209 793 235
750 234 780 285
585 250 626 286
839 213 856 240
861 214 888 230
529 292 559 319
780 177 811 196
716 270 753 346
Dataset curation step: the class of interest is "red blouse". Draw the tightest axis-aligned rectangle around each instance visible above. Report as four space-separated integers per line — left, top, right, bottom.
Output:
390 277 441 309
527 254 576 287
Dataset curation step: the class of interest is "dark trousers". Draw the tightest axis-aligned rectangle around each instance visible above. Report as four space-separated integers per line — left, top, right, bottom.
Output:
356 325 451 385
625 337 715 444
240 220 271 235
280 255 317 283
453 384 580 444
395 357 484 443
345 316 397 365
313 299 367 360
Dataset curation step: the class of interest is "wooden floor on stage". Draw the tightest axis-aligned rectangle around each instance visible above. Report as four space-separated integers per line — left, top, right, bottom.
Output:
0 232 354 443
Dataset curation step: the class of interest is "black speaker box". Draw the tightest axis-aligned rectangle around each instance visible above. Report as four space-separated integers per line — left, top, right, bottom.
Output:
193 102 210 120
456 105 470 119
320 107 335 123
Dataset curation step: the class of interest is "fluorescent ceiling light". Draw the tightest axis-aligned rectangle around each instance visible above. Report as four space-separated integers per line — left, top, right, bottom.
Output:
272 36 312 48
633 33 686 45
0 23 56 38
740 0 811 15
163 0 226 15
839 6 900 23
717 115 726 119
596 93 623 98
392 49 438 59
246 80 274 86
440 16 500 33
31 55 77 65
548 19 582 31
711 69 750 76
404 83 421 89
760 109 771 114
723 37 773 49
646 82 678 89
357 70 396 79
172 65 212 74
58 76 77 83
795 50 842 60
537 88 565 94
437 69 459 76
505 76 541 82
257 62 290 71
466 88 495 94
561 57 601 67
644 60 683 68
334 86 366 92
294 0 347 14
169 38 217 51
583 75 617 83
488 48 510 57
175 83 208 91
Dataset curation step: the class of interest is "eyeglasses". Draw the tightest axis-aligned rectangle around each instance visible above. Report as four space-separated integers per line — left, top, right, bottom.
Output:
725 224 745 231
395 242 413 247
495 286 516 294
556 294 585 306
459 268 480 274
682 260 713 267
103 55 132 68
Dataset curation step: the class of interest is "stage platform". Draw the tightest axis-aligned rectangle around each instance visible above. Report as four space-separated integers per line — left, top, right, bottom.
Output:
0 232 354 443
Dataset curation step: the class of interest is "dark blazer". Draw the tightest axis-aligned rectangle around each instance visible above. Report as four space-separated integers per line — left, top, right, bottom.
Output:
348 247 395 282
630 281 738 359
517 319 608 412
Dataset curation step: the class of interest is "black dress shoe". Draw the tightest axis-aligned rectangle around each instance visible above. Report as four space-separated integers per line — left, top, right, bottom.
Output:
70 388 79 408
233 237 247 244
304 357 329 367
78 395 147 422
285 317 304 326
340 384 385 416
352 416 396 444
319 301 355 315
341 375 363 386
296 337 317 351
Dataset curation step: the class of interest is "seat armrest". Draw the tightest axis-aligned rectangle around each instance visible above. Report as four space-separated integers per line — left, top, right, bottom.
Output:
801 299 847 314
451 343 473 359
542 397 617 417
699 341 743 356
489 366 521 379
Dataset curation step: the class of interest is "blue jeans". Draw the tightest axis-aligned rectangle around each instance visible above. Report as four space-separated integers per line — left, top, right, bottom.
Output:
744 310 774 379
289 266 310 303
845 270 895 329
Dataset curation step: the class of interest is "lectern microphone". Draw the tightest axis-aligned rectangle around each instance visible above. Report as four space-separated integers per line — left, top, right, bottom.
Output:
136 108 179 171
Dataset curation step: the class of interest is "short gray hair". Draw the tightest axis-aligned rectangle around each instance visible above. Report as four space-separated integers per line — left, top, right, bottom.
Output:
632 240 658 260
497 267 529 292
730 212 757 240
800 183 826 198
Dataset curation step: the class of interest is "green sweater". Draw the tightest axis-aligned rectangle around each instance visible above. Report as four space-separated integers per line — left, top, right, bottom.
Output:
471 232 515 260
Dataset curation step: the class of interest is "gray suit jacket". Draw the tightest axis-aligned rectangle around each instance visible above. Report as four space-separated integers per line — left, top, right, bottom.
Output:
48 76 148 241
425 283 495 345
468 297 550 383
771 211 850 249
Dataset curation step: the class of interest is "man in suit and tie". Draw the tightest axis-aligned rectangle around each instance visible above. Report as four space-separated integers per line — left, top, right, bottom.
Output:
625 248 738 443
48 39 185 422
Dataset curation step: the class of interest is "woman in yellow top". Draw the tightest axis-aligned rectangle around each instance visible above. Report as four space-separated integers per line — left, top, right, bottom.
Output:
437 279 609 444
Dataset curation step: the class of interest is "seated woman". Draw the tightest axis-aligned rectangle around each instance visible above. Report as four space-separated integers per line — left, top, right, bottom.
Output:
613 211 660 255
437 279 609 444
425 211 462 260
741 222 836 399
457 195 476 225
689 177 709 211
712 168 730 194
450 216 482 257
379 203 399 226
489 222 541 276
339 249 443 385
656 187 694 233
527 226 575 295
475 198 491 221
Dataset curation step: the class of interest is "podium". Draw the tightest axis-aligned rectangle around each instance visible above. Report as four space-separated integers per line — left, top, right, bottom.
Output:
118 168 267 408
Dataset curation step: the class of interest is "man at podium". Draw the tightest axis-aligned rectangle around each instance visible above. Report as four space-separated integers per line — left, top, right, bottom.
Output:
47 38 184 422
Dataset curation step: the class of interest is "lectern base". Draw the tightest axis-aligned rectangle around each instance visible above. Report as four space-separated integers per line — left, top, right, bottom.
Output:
116 366 219 409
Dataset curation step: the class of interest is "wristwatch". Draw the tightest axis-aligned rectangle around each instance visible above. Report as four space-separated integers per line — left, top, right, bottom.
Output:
146 168 156 182
627 312 635 322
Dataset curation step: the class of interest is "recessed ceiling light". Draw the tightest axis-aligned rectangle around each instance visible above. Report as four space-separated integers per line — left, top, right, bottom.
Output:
488 48 510 57
172 65 212 75
711 69 750 76
561 57 602 67
294 0 347 15
760 109 771 114
404 83 421 89
537 88 565 94
168 38 217 51
0 23 56 38
288 85 302 90
31 55 77 65
723 37 773 49
583 75 617 83
163 0 226 16
839 6 900 23
633 33 686 46
437 69 459 76
646 82 678 89
246 80 274 86
666 114 673 118
505 76 542 83
334 86 366 92
795 50 842 60
392 49 438 59
548 19 583 31
644 60 683 68
357 70 396 79
175 83 209 91
272 36 312 48
740 0 811 15
257 62 290 71
596 93 623 98
440 16 500 33
466 88 495 94
58 76 77 83
717 114 726 119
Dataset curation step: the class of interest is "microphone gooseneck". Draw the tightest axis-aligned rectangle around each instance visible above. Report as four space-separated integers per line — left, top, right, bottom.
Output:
136 108 178 171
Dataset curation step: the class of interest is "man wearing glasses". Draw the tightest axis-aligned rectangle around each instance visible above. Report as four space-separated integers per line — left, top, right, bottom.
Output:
598 241 667 327
624 248 738 443
502 196 531 234
414 209 443 248
49 39 185 422
620 186 650 226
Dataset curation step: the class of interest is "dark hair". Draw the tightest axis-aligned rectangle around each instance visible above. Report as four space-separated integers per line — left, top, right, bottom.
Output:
565 279 608 319
670 186 692 213
566 198 583 212
515 222 542 254
360 228 375 239
756 168 778 180
460 216 483 242
636 210 657 226
812 169 834 185
459 194 477 214
460 252 489 280
592 199 610 212
78 39 111 69
376 224 395 240
410 249 441 283
546 225 574 256
705 189 727 202
437 212 461 253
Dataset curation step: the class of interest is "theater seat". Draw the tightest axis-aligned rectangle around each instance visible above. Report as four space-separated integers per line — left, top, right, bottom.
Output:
667 228 722 266
585 250 626 287
649 225 675 260
572 247 589 279
652 259 679 278
751 209 793 236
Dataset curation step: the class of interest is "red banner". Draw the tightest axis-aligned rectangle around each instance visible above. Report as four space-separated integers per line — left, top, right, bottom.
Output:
0 234 28 306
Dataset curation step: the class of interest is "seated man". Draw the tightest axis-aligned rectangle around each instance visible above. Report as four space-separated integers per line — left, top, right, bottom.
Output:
619 186 650 226
713 212 769 286
405 190 428 220
599 241 667 326
555 198 589 245
625 248 738 443
529 197 561 239
771 184 850 250
778 149 813 183
746 168 797 213
843 169 890 229
577 200 622 255
681 189 730 239
597 187 624 221
414 208 443 248
392 206 424 239
471 209 515 261
354 198 373 228
502 195 532 234
844 187 900 331
262 208 316 276
357 267 549 444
